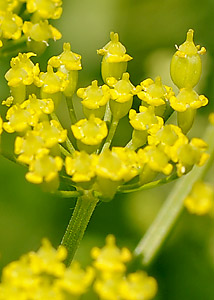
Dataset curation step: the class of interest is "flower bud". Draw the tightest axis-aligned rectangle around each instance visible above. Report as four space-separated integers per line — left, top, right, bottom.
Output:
170 29 206 89
97 32 132 83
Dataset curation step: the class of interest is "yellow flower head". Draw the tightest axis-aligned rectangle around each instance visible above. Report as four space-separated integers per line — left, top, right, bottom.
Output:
91 234 132 274
184 181 214 215
77 80 110 110
5 52 40 87
119 271 158 300
3 104 36 133
39 65 68 94
172 138 209 176
25 0 62 19
107 72 135 104
94 276 123 300
65 151 97 182
0 11 23 40
129 106 164 133
15 131 48 164
23 20 62 43
169 87 208 112
97 32 132 63
138 76 174 107
0 0 19 11
56 261 94 296
20 94 54 117
2 96 14 107
71 115 108 146
49 42 82 71
34 120 67 148
138 146 173 175
25 153 63 184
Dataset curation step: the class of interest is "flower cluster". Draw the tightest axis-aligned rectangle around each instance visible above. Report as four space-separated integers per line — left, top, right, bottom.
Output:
0 30 209 200
0 0 62 53
0 236 157 300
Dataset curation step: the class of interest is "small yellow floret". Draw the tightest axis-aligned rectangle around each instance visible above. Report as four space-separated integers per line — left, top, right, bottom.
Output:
23 20 62 43
169 88 208 112
26 153 63 184
71 115 108 146
91 234 132 274
56 261 94 296
138 76 174 107
209 112 214 125
25 0 62 19
77 80 110 110
119 271 158 300
39 65 68 93
184 181 214 215
0 11 23 40
0 115 3 135
34 120 67 148
5 52 40 87
97 32 133 63
65 151 97 182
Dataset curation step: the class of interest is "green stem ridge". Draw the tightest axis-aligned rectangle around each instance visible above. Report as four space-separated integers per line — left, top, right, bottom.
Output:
101 117 119 152
66 96 77 125
133 124 214 267
54 190 82 198
61 191 99 266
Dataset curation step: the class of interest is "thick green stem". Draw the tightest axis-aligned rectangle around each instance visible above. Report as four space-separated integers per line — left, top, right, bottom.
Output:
134 123 214 267
101 117 119 152
61 191 99 266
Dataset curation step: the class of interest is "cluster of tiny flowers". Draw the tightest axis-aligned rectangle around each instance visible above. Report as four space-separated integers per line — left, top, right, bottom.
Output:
0 29 209 200
0 0 62 52
0 236 157 300
184 181 214 215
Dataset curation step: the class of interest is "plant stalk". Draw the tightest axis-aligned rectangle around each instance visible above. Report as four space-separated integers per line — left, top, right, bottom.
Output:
61 191 99 266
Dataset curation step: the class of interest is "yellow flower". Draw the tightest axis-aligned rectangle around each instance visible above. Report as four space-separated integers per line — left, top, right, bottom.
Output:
97 32 132 63
5 52 40 87
184 181 214 215
3 104 36 133
25 0 62 19
14 131 48 164
94 276 123 300
0 0 19 12
39 65 68 94
119 271 158 300
209 112 214 125
97 32 133 82
2 96 14 107
20 94 54 117
169 88 208 112
55 261 94 296
171 138 209 176
91 234 131 275
71 115 108 146
0 11 23 40
23 20 62 43
28 238 67 277
138 146 173 176
129 106 163 133
170 29 206 89
77 80 110 118
65 151 97 182
34 120 67 148
138 76 174 107
25 152 63 184
49 42 82 71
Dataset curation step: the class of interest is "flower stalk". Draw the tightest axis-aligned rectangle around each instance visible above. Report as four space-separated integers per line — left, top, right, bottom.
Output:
61 191 99 266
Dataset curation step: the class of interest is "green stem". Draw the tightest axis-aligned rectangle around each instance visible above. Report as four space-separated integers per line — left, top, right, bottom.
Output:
54 190 83 198
59 144 72 157
61 191 99 266
117 173 178 194
133 123 214 266
66 96 77 124
101 117 119 152
51 112 75 154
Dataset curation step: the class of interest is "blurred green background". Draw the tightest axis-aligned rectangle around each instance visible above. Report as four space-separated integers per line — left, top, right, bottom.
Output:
1 0 214 299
